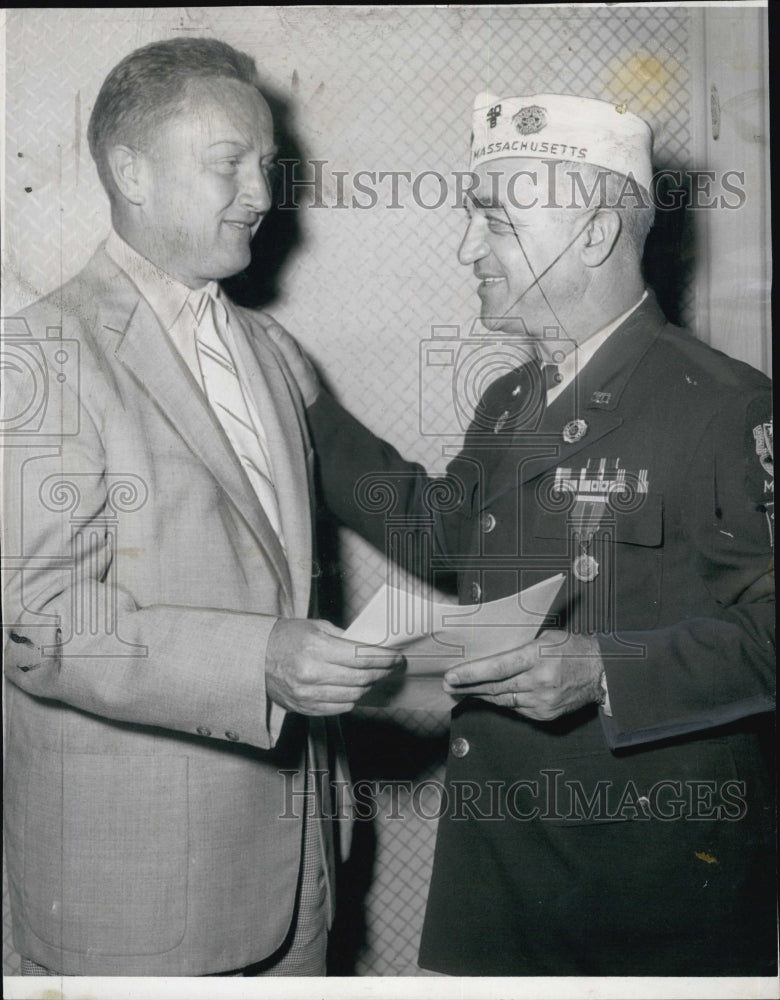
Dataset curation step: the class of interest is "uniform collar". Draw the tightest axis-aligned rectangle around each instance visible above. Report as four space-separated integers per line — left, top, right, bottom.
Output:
545 289 669 419
476 292 669 502
545 291 648 405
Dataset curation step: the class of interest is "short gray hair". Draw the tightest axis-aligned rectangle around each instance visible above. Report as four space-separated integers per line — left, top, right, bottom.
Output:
88 37 263 195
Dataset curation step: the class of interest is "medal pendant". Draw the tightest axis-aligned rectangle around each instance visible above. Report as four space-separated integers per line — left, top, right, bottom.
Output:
573 553 599 582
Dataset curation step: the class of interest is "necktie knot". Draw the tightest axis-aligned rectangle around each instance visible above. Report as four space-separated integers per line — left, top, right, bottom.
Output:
187 283 221 326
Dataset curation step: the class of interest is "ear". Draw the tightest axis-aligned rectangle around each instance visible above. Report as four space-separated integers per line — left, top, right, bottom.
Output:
580 209 621 267
106 145 147 206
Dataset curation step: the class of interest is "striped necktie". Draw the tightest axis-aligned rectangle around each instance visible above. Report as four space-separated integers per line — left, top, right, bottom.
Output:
191 286 285 548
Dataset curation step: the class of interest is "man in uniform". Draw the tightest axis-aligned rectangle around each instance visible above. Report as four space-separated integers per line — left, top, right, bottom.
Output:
2 38 400 976
287 93 776 975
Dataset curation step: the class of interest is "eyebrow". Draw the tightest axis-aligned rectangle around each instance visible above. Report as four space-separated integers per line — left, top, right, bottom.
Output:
464 191 505 212
207 140 279 157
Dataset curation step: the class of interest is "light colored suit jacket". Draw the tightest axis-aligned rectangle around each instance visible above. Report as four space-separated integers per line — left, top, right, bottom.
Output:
2 246 343 975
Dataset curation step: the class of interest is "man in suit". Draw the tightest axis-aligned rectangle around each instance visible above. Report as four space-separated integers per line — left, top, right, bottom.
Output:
2 38 400 976
286 93 776 975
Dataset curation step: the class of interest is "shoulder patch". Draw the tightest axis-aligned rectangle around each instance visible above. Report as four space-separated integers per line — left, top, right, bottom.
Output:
753 420 773 478
753 419 773 546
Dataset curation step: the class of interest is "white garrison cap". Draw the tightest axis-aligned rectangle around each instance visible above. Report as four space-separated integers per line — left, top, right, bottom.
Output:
471 92 653 191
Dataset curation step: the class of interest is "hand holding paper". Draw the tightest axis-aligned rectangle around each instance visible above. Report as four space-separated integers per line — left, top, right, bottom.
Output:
344 574 566 710
443 628 605 721
266 617 403 715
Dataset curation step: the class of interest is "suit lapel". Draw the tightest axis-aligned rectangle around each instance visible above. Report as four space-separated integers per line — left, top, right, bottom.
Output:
92 249 295 604
484 294 666 504
229 309 313 618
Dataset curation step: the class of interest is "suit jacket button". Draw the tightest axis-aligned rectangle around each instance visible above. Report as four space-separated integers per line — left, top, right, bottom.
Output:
480 513 496 533
451 737 470 758
196 725 211 737
469 581 482 603
225 731 240 742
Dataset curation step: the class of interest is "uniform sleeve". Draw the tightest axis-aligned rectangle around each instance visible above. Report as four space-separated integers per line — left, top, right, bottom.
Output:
598 390 774 747
306 389 464 564
2 356 286 751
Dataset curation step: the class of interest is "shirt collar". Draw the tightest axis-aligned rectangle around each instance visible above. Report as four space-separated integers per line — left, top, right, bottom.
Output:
104 229 219 330
546 290 648 404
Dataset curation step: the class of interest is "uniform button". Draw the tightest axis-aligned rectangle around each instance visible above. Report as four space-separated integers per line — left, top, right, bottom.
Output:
196 725 211 737
225 731 240 742
480 513 496 533
451 737 470 758
469 581 482 603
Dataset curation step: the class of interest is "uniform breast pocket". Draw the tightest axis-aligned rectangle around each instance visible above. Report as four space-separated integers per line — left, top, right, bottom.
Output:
606 491 664 630
533 492 665 632
23 748 189 956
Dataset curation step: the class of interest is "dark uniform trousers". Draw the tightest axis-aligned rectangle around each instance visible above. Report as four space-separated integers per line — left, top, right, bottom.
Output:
305 292 776 976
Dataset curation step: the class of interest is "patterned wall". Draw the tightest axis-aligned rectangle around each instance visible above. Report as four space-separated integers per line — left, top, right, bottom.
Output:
4 4 702 978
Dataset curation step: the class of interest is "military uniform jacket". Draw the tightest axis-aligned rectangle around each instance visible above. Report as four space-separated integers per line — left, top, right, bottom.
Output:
306 293 775 976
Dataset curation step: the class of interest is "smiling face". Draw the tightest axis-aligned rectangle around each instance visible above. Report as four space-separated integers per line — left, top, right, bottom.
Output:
460 159 594 340
133 75 276 288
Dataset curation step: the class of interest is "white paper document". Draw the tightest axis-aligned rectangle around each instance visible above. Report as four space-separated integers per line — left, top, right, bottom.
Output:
344 574 566 710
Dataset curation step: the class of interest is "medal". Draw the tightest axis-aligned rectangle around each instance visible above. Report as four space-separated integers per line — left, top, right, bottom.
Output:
562 418 588 444
573 553 599 582
571 490 602 584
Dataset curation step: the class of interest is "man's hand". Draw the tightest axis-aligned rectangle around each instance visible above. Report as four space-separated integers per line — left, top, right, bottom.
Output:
443 630 605 721
266 617 403 715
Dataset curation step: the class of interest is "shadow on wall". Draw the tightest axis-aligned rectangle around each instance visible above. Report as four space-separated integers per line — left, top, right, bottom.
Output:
327 716 450 975
643 165 696 327
222 84 304 310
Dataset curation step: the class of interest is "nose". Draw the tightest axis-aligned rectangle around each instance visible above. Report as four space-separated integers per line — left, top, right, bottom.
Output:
238 162 273 214
458 214 489 266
